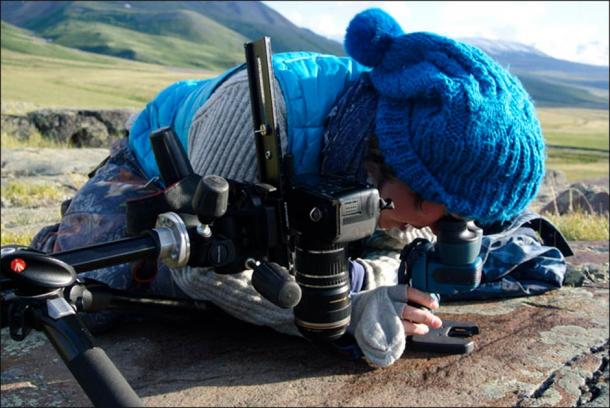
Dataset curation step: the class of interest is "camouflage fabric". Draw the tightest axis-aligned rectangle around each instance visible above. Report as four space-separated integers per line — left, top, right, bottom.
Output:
31 138 189 299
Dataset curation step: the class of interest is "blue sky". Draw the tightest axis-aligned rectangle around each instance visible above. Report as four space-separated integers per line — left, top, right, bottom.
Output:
263 1 609 67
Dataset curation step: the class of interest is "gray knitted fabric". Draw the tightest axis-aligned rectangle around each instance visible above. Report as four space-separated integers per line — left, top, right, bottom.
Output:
188 68 288 183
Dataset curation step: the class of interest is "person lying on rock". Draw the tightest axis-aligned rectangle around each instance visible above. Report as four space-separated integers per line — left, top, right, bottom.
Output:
32 8 570 367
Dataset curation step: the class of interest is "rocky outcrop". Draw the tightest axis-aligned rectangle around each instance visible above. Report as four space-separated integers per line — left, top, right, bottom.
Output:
541 182 609 216
1 109 138 147
1 115 38 141
535 169 570 208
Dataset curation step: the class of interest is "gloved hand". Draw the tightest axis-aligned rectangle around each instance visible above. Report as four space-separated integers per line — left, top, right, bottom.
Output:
347 284 442 367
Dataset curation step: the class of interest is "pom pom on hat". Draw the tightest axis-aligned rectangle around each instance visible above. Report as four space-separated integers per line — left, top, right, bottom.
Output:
344 8 404 67
343 8 546 224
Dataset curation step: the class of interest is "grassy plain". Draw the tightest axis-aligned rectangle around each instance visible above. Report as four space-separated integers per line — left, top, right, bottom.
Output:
538 108 609 150
538 107 609 182
1 21 217 110
1 49 216 110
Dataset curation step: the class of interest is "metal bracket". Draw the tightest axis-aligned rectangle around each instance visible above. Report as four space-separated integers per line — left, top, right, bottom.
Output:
47 297 76 320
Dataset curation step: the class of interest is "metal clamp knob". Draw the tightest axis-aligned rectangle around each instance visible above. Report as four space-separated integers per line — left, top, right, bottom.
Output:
154 212 191 268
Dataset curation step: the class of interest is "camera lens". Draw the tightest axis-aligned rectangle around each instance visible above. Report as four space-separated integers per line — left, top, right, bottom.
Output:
293 238 351 342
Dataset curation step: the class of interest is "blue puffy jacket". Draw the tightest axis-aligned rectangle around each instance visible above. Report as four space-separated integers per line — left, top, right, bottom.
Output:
128 52 369 183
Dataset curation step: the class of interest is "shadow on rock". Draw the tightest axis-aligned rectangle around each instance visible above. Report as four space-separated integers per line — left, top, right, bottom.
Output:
88 309 375 399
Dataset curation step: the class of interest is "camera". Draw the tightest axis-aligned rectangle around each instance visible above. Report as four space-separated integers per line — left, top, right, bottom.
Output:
288 174 379 341
241 37 381 342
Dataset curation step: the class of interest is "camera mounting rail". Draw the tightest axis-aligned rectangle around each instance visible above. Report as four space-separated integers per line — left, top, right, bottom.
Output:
245 36 284 192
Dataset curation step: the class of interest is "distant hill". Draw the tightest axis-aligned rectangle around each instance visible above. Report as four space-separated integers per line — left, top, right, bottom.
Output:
0 21 220 108
461 38 608 109
1 1 607 109
0 0 343 71
1 20 132 65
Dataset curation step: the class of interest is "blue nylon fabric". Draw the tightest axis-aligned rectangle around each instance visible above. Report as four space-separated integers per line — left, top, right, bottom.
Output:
272 52 370 175
129 65 242 184
129 52 369 183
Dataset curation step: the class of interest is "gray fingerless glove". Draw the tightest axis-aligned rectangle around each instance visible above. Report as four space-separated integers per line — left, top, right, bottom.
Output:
347 284 409 368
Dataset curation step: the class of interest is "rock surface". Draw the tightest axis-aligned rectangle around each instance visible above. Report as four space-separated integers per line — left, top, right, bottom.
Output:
533 169 609 216
541 182 610 216
2 109 137 147
535 169 570 209
1 246 608 407
1 147 108 178
1 149 608 407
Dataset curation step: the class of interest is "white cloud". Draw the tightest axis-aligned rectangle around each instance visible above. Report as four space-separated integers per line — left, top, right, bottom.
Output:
314 13 344 38
531 25 609 66
437 1 546 23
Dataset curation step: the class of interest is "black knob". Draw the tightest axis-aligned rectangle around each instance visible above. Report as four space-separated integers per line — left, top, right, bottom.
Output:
192 175 229 224
251 261 302 309
150 127 194 186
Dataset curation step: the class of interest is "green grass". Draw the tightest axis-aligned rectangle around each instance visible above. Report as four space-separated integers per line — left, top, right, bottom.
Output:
545 211 609 241
1 130 70 148
2 20 121 64
2 181 66 207
537 108 609 182
0 230 35 246
2 8 246 71
538 108 609 150
545 149 609 182
1 101 44 115
1 48 219 108
40 18 245 70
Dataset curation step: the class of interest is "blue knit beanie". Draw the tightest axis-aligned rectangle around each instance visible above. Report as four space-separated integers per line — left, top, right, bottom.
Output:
344 8 546 224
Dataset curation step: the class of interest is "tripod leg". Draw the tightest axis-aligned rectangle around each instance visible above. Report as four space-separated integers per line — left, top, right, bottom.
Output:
38 297 143 407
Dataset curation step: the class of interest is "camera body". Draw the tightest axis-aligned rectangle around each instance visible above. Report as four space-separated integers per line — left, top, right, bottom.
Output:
206 171 380 341
242 37 383 342
287 174 379 341
287 174 380 245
